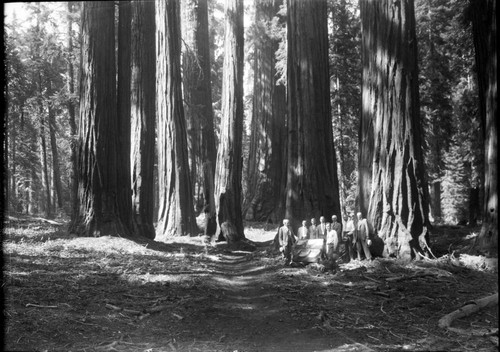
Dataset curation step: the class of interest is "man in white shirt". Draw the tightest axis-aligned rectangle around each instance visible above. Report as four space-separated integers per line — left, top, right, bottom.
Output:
297 220 309 240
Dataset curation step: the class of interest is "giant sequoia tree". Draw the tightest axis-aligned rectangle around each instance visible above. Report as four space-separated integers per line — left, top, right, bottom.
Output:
214 0 245 241
359 0 430 260
181 0 218 238
117 1 133 233
130 0 156 239
245 0 287 223
470 0 497 253
285 0 341 225
71 1 130 236
156 0 197 239
181 0 217 206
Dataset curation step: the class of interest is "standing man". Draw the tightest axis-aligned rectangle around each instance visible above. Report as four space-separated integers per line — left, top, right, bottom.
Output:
297 220 309 240
309 217 319 239
332 214 345 262
278 219 296 265
343 213 356 261
325 222 339 259
331 215 342 239
318 216 328 240
356 212 372 261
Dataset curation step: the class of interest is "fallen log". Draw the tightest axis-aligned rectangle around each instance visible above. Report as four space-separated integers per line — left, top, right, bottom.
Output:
438 292 498 336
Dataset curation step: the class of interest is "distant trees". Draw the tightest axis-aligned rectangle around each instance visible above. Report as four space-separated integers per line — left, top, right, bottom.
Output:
244 0 287 223
285 0 341 226
181 0 218 237
329 0 362 214
181 0 217 212
359 0 430 259
5 3 72 217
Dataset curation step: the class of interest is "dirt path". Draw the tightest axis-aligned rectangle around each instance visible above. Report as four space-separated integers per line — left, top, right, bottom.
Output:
169 251 371 352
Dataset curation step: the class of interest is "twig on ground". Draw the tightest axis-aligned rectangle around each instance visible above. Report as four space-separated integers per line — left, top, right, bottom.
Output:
105 303 141 315
25 303 58 308
362 275 382 284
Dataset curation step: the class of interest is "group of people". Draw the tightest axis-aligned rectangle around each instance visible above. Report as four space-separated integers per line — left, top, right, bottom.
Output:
277 212 373 266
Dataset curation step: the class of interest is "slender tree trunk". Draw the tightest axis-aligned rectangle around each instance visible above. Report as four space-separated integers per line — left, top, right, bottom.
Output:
214 0 245 242
48 105 63 210
71 1 129 237
130 0 156 239
181 0 217 214
9 111 17 212
156 0 198 239
285 0 341 228
470 0 497 253
38 95 52 218
117 1 133 233
245 0 286 223
359 0 430 260
67 1 79 223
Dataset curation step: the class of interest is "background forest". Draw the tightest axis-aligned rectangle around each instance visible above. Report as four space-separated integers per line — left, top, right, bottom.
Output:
2 1 498 351
2 0 492 247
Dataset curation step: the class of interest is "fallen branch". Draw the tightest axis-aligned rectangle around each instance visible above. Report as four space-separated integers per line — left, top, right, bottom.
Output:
26 303 58 308
438 292 498 336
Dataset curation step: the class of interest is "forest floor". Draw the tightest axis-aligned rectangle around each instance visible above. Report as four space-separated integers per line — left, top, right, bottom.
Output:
2 215 498 352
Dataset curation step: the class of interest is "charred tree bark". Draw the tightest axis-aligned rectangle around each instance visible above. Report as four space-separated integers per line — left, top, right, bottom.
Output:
156 0 198 239
470 0 497 253
359 0 430 260
214 0 245 242
71 1 129 237
285 0 341 227
245 0 287 223
130 0 156 239
181 0 218 213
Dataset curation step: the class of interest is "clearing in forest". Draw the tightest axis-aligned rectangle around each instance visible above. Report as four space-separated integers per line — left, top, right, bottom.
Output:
3 216 498 351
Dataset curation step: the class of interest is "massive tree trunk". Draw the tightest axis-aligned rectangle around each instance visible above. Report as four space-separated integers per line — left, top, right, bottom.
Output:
245 0 287 224
214 0 245 242
285 0 341 227
181 0 218 216
117 1 133 233
130 0 156 239
156 0 198 239
470 0 497 253
71 1 129 237
359 0 430 260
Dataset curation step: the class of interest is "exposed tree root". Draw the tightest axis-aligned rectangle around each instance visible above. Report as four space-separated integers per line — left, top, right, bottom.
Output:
438 292 498 336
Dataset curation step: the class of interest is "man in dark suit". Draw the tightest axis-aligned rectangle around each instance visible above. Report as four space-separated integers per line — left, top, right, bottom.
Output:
278 219 296 265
